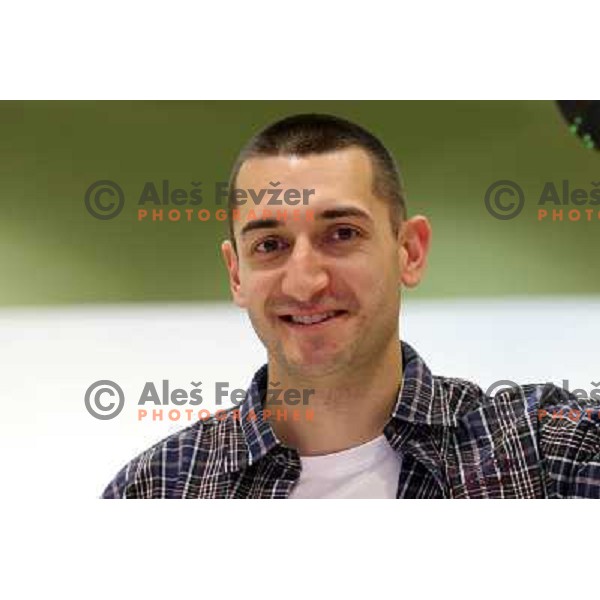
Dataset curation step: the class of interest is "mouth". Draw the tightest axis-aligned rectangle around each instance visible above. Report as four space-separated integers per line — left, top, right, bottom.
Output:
278 309 349 328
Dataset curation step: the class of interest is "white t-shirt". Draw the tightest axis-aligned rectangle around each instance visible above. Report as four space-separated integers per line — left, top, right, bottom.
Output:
289 434 401 499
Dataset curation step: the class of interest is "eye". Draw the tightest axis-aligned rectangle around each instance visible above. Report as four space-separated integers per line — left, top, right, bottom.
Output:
330 226 361 242
253 237 289 254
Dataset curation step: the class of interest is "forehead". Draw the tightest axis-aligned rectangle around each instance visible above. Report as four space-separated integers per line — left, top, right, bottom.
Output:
236 146 376 201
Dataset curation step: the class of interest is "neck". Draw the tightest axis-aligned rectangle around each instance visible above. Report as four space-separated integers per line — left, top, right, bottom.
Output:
264 335 403 456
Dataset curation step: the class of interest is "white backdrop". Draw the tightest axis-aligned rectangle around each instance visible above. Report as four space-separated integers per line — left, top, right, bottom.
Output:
1 296 598 499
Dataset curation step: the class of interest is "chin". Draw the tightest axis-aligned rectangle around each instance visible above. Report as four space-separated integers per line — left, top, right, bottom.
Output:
282 346 351 378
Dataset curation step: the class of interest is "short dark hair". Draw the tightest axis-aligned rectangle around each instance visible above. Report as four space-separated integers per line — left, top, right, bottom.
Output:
227 113 407 251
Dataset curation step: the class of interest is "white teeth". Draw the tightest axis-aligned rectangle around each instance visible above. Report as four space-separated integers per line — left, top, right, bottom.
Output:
290 311 337 325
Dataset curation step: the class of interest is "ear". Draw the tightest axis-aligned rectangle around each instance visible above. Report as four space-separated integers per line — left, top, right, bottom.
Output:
398 216 432 288
221 240 248 308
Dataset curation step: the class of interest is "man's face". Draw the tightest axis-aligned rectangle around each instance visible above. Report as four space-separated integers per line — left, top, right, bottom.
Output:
221 147 424 379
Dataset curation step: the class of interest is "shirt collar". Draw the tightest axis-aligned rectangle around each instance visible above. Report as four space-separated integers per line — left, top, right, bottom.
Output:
390 340 460 428
239 362 280 465
239 339 457 466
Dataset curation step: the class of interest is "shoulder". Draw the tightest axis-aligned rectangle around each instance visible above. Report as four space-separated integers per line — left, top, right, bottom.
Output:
533 383 600 496
101 412 245 498
435 374 600 428
437 376 600 496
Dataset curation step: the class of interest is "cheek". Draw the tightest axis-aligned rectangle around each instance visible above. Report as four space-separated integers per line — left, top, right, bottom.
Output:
241 271 277 311
344 254 392 291
346 255 398 306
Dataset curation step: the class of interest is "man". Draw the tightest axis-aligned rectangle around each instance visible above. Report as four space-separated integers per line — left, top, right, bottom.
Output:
102 113 600 498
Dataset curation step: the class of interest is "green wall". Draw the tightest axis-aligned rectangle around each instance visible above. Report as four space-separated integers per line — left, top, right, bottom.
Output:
1 101 598 306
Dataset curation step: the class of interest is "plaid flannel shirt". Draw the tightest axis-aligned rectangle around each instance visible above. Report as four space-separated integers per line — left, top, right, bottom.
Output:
102 340 600 498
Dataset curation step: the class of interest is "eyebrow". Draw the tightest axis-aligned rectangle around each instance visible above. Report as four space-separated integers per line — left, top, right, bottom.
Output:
240 219 281 237
317 206 373 222
239 205 373 237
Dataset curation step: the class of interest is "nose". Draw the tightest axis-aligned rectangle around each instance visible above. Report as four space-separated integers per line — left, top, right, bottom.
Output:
280 237 330 302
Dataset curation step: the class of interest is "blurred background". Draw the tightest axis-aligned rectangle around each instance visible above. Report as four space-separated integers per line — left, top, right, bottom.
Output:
1 101 599 498
2 100 600 304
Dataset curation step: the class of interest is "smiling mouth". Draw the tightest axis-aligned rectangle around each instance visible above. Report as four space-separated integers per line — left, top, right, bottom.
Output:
279 310 348 327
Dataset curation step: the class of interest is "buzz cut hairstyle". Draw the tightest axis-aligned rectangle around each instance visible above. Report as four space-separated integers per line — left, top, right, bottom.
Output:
226 113 408 252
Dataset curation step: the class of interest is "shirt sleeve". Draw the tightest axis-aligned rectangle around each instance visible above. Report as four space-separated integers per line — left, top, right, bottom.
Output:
100 448 155 499
99 420 207 498
537 383 600 498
